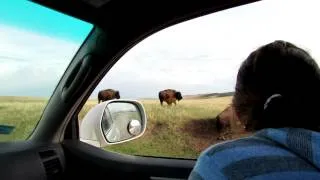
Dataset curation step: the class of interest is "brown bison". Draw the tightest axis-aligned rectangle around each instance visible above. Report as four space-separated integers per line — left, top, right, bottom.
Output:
98 89 120 103
158 89 183 106
215 105 240 140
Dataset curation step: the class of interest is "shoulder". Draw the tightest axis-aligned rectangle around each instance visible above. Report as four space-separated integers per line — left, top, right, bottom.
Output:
200 133 279 158
189 135 284 180
190 129 320 180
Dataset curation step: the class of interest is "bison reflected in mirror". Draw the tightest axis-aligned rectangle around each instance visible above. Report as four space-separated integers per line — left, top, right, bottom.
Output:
98 89 120 103
158 89 183 106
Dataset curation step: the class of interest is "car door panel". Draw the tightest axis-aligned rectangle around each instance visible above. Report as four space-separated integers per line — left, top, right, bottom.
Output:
62 140 195 179
0 141 66 180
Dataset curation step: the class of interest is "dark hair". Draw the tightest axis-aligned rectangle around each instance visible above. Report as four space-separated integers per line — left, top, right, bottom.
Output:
233 40 320 131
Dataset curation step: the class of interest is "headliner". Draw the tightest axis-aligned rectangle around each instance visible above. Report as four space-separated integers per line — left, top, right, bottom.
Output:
31 0 261 40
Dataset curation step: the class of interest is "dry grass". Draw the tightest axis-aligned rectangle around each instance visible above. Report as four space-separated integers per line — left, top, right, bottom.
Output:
79 96 249 159
0 97 47 141
0 96 249 159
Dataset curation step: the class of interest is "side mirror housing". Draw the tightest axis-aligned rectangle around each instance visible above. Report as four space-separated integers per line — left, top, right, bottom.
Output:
79 99 147 147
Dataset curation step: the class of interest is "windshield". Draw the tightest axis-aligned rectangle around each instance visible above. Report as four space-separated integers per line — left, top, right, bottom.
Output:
0 1 93 141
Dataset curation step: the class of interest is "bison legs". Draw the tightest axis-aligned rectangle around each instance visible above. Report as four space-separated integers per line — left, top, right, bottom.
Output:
216 116 232 141
159 99 178 106
173 100 177 105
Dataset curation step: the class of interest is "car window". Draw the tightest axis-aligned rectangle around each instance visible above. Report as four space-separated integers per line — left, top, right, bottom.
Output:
79 0 320 159
0 1 93 141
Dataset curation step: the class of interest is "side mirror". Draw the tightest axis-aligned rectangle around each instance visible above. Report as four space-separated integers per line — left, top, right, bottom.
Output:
79 99 147 147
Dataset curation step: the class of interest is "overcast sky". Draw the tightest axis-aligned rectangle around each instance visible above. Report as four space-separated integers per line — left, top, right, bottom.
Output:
1 0 320 99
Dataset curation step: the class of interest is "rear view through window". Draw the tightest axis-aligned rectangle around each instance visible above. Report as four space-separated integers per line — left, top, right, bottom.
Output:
0 1 93 141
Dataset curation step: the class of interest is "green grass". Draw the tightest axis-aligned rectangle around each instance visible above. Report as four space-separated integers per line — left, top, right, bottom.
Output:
0 96 48 141
0 96 245 159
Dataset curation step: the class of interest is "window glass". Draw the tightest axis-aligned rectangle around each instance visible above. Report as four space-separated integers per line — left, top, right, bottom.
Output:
0 1 93 141
79 0 320 159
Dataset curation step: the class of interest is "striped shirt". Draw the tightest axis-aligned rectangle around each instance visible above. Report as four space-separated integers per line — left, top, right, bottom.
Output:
188 128 320 180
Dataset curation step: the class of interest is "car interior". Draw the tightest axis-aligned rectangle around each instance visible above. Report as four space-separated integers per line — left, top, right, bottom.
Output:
0 0 260 179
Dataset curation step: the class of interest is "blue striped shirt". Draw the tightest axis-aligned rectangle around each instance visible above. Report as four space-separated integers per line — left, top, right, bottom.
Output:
188 128 320 180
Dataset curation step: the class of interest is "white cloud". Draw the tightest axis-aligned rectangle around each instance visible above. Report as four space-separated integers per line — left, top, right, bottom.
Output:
93 0 320 99
2 0 320 98
0 24 80 96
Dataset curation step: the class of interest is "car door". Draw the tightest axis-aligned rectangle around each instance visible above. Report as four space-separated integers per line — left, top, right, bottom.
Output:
56 0 320 178
58 26 198 180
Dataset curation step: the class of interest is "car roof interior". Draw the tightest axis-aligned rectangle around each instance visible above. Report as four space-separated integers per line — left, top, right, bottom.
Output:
0 0 260 179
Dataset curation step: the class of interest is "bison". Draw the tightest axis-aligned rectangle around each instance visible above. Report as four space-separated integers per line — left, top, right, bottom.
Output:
158 89 183 106
98 89 120 103
215 105 240 140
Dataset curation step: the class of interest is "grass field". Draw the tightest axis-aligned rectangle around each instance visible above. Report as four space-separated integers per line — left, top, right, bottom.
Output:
0 96 48 141
79 96 250 159
0 96 250 159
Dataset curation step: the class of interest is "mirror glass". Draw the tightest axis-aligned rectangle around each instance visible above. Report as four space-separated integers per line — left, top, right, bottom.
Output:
102 102 143 143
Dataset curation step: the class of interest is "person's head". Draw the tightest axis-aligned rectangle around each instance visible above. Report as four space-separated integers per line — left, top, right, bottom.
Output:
233 40 320 131
175 91 183 101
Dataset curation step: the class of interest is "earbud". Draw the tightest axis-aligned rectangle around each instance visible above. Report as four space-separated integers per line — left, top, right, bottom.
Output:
261 93 287 129
263 94 283 110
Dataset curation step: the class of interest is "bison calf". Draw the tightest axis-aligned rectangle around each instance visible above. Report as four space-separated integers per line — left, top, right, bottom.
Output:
98 89 120 103
158 89 183 106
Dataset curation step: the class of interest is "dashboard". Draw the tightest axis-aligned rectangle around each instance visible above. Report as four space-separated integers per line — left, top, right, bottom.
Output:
0 141 65 180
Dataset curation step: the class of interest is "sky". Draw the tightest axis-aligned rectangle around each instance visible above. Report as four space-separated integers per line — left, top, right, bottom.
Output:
0 1 93 96
1 0 320 99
